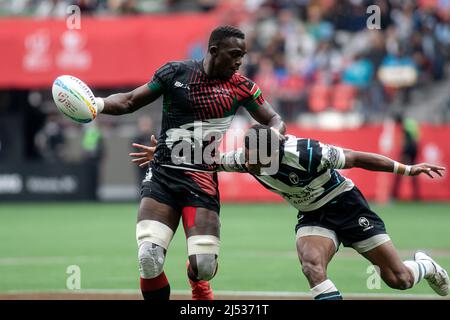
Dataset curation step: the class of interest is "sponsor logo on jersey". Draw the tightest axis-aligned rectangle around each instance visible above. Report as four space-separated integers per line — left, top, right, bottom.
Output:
143 168 152 182
358 217 374 231
174 81 190 90
289 172 299 185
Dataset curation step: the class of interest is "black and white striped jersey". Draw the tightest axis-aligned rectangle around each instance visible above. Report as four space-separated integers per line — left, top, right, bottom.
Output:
219 135 354 212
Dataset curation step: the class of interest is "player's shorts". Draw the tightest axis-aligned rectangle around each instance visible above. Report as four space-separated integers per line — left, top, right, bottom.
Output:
295 187 390 253
141 161 220 214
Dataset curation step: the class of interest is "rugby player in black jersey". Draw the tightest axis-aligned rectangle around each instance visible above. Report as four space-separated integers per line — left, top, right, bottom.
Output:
94 26 286 300
132 125 448 300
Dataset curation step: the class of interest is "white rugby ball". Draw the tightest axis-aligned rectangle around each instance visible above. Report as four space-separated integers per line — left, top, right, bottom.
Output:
52 75 97 123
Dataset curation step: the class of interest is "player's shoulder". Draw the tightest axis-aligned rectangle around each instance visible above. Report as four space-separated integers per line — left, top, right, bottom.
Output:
157 59 197 72
231 72 256 85
231 72 261 96
283 135 321 153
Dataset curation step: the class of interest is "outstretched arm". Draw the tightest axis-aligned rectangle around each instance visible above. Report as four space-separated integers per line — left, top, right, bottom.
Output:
343 149 445 178
129 138 246 173
97 84 162 115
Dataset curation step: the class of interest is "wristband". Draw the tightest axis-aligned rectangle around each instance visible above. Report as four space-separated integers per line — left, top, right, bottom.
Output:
404 165 412 176
95 97 104 113
393 161 400 174
393 161 411 175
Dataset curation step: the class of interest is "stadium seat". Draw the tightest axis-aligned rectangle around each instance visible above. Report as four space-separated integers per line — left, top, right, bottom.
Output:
332 83 356 112
308 84 331 113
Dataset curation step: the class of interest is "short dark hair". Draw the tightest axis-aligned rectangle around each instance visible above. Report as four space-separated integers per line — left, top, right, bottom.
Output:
244 124 281 159
208 25 245 47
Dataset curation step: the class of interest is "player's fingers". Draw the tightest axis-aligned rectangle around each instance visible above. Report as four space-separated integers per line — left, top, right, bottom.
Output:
422 163 445 171
139 161 150 168
422 169 434 179
132 157 148 163
132 143 151 150
129 152 147 157
151 135 157 145
431 168 443 177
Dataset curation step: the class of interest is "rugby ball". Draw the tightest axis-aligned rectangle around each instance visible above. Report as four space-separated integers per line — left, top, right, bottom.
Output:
52 75 97 123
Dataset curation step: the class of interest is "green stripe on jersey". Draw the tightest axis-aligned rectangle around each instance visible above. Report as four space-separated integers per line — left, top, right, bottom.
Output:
252 88 262 100
147 81 163 94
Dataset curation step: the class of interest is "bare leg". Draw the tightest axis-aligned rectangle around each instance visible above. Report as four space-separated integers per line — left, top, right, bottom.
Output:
136 198 181 300
183 207 220 281
297 235 342 299
361 241 414 290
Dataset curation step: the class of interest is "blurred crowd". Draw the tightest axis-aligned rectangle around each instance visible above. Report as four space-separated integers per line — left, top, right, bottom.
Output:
2 0 450 122
0 0 219 16
225 0 450 121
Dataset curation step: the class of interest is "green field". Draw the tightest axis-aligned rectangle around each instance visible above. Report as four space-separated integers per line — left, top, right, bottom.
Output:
0 202 449 297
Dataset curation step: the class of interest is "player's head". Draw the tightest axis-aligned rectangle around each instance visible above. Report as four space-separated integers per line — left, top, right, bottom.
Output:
243 124 282 175
207 25 246 80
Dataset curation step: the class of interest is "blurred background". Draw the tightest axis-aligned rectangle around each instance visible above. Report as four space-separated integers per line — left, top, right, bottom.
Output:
0 0 450 299
0 0 449 202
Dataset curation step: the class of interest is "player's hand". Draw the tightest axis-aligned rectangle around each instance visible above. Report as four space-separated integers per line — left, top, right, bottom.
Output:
410 163 445 178
270 127 287 143
129 135 157 168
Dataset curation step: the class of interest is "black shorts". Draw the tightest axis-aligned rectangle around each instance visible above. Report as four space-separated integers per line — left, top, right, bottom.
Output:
141 161 220 214
295 187 390 253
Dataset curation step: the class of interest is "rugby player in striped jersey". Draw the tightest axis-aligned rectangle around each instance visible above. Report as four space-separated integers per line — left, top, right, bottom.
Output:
132 124 448 300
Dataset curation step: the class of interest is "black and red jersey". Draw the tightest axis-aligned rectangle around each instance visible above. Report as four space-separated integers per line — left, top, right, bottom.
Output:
148 59 265 172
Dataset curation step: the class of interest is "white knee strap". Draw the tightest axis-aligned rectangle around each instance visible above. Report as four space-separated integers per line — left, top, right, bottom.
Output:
136 220 174 250
187 235 220 255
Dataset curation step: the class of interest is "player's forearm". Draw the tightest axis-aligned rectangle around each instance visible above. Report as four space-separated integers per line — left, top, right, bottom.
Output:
268 114 286 135
218 150 247 173
97 92 136 115
344 150 411 175
98 84 160 115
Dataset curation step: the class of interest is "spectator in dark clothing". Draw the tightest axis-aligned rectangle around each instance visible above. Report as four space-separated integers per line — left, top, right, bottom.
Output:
391 114 421 201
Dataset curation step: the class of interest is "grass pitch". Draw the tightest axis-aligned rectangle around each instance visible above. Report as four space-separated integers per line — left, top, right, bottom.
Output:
0 202 449 297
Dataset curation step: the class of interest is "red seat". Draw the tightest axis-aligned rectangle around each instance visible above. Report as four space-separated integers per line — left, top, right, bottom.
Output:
308 84 331 113
332 84 356 112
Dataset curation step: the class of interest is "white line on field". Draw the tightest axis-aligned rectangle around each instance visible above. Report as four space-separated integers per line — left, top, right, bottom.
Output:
0 256 100 266
2 289 447 299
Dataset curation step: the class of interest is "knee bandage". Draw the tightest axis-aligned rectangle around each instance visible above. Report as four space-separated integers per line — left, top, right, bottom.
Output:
136 220 174 279
138 242 165 279
187 235 220 255
195 254 218 281
136 220 174 249
187 235 220 281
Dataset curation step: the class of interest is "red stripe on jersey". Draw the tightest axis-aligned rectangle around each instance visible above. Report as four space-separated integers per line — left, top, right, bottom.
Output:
249 83 258 96
217 81 232 117
204 81 220 119
195 72 207 120
234 87 249 101
235 81 252 99
223 80 235 108
213 81 226 118
184 171 217 196
199 74 212 119
255 92 265 105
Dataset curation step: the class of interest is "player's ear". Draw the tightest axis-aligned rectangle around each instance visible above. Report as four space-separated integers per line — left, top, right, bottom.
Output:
209 45 219 57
